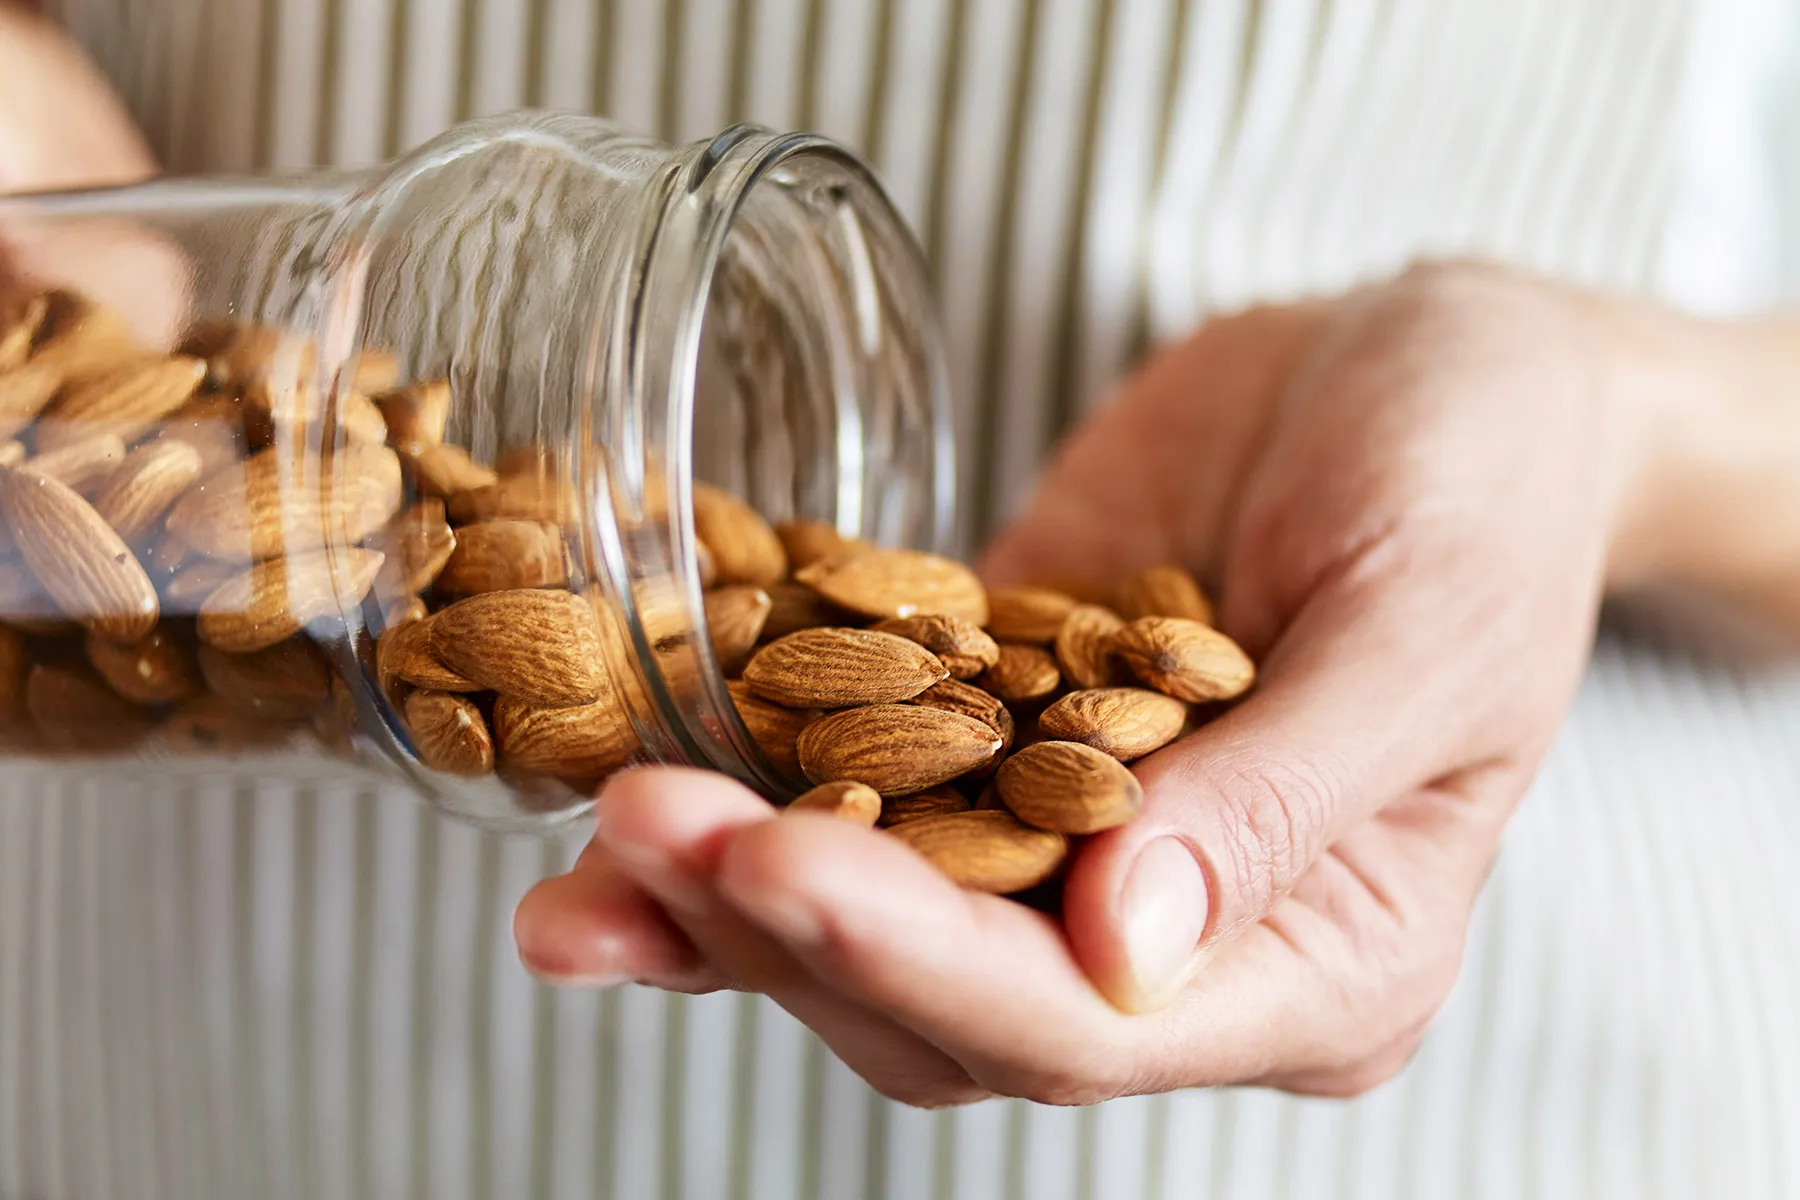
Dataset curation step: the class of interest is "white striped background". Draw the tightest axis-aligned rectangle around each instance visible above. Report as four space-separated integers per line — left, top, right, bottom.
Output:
4 1 1800 1197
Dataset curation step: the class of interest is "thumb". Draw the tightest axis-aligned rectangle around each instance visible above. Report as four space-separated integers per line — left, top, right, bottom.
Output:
0 5 155 192
1060 554 1473 1013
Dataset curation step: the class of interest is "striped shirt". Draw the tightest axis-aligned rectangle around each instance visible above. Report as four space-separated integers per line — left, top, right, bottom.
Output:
5 1 1800 1197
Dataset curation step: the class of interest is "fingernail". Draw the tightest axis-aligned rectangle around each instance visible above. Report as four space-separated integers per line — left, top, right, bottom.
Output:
717 870 827 948
1120 837 1208 1011
516 943 628 990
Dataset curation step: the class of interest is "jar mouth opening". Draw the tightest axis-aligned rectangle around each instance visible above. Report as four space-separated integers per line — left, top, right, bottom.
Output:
603 127 953 799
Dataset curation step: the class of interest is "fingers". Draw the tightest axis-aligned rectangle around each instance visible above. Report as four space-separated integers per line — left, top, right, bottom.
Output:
0 5 156 190
1062 554 1484 1012
513 843 725 993
594 768 990 1106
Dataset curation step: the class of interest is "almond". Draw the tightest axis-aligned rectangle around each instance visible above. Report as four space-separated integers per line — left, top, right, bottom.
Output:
774 519 868 570
1117 564 1214 625
336 391 390 446
404 690 496 776
369 497 457 607
160 557 238 613
84 626 204 705
34 356 205 453
796 704 1002 795
0 293 47 370
908 677 1012 738
166 442 398 562
977 642 1061 703
377 614 481 694
795 548 988 624
154 394 247 474
25 433 126 494
493 692 638 779
447 468 570 523
0 361 62 441
197 547 384 652
785 780 882 826
1054 604 1129 689
984 585 1078 644
0 624 26 721
29 290 145 384
704 585 772 674
759 581 853 640
1112 616 1255 702
193 321 308 390
430 588 604 707
434 519 563 595
27 661 155 748
91 439 204 541
743 627 947 708
885 810 1068 894
405 442 498 497
373 379 450 448
878 784 972 827
1037 687 1188 762
0 465 158 641
996 740 1143 834
196 638 332 719
159 691 295 753
727 679 814 775
692 482 786 586
695 538 718 589
869 613 999 680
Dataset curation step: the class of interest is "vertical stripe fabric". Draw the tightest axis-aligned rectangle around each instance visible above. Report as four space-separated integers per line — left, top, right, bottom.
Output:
9 2 1800 1198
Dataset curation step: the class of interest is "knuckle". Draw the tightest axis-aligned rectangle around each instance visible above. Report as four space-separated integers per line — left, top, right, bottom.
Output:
1206 758 1341 920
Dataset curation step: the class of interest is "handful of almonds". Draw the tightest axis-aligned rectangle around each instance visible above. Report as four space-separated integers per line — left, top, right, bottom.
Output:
0 286 1260 902
701 498 1256 898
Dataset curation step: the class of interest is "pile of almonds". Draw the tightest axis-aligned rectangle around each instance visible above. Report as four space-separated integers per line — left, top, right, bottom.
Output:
0 286 1260 897
697 489 1256 896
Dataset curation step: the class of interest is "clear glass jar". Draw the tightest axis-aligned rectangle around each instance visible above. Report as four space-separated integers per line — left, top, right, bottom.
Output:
0 111 953 831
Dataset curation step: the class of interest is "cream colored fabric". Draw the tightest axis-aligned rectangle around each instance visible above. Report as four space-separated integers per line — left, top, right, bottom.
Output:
4 1 1800 1197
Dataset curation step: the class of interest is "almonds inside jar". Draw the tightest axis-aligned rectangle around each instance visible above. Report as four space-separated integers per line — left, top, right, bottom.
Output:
0 287 1262 912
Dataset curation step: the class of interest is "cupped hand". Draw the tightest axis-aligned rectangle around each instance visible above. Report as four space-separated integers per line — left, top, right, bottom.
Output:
516 261 1671 1104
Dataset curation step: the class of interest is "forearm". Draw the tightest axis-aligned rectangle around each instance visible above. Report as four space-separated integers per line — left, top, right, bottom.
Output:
1604 297 1800 629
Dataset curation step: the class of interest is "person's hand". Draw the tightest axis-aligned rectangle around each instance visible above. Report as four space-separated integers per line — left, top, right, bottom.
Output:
0 3 154 193
514 261 1797 1104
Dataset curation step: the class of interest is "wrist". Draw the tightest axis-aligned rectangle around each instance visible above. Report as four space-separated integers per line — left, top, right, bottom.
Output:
1600 298 1800 618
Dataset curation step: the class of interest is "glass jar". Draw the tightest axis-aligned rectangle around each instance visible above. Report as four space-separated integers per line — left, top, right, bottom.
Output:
0 111 953 831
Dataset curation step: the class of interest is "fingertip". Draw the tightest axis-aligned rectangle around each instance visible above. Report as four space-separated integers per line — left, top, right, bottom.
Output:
512 859 708 989
594 766 774 860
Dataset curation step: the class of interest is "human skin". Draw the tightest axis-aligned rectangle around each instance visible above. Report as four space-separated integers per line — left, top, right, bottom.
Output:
515 263 1800 1105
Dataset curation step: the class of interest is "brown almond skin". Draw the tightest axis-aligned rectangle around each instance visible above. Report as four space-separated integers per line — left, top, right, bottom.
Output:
759 581 854 641
742 627 947 708
34 355 206 453
434 519 564 595
870 613 1000 680
406 442 500 497
371 498 458 604
159 691 296 753
166 444 395 563
0 361 64 441
0 624 27 721
0 464 160 642
378 615 482 695
1055 604 1130 689
0 294 47 371
704 585 772 674
493 692 638 779
1117 564 1214 625
977 642 1061 703
786 780 882 826
84 626 205 706
878 784 972 827
774 519 868 570
1113 616 1256 702
27 661 156 749
692 483 787 587
430 588 605 707
727 679 815 775
25 433 127 494
797 704 1002 796
886 810 1068 894
694 539 719 589
404 690 496 776
997 740 1144 834
984 585 1078 644
197 638 333 720
796 548 988 625
447 469 570 523
92 439 204 541
197 547 385 653
374 380 450 448
1038 687 1189 761
160 557 238 613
